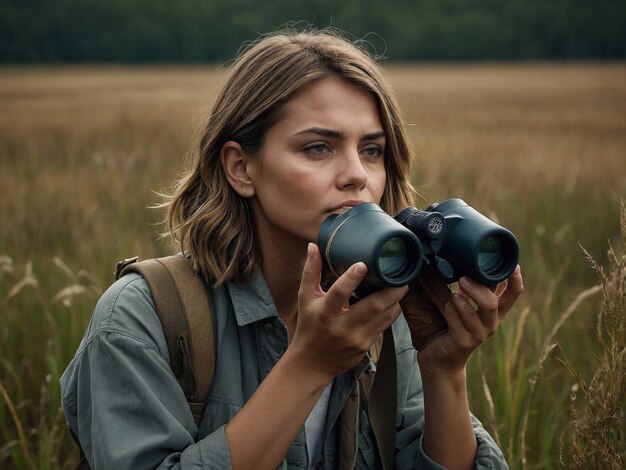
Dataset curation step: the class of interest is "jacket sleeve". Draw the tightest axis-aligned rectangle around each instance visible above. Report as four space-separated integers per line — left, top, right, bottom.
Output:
392 316 509 470
60 274 233 469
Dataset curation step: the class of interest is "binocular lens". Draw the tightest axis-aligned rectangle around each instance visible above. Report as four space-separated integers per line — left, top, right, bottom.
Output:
378 237 408 277
478 235 503 274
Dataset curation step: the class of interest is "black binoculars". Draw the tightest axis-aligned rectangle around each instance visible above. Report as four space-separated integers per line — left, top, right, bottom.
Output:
318 199 519 293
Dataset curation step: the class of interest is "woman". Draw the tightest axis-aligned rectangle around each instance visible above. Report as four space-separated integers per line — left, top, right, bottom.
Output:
61 28 523 469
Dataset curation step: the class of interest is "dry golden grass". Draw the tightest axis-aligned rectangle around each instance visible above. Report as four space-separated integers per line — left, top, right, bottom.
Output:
1 62 624 468
560 202 626 469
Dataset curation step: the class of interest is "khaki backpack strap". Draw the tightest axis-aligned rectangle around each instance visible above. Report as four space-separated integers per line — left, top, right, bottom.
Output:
117 255 216 426
339 328 397 470
368 327 397 470
338 381 360 469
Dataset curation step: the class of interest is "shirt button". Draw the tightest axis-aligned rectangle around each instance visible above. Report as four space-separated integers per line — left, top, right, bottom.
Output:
263 321 274 332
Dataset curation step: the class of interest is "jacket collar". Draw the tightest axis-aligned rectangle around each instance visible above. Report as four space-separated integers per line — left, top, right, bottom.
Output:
226 269 279 327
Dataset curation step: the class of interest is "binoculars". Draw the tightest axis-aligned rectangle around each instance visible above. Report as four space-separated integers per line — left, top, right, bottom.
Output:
318 199 519 293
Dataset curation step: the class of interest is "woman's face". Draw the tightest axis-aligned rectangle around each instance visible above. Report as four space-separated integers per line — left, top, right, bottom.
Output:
246 76 387 247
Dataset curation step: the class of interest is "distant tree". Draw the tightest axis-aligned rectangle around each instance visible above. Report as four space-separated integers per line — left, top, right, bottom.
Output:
0 0 624 62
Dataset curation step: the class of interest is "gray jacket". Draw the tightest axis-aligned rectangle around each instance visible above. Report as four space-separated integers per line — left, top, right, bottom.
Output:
61 270 508 469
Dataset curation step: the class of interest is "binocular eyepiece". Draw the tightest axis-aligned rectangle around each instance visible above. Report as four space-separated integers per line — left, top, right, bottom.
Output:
318 199 519 293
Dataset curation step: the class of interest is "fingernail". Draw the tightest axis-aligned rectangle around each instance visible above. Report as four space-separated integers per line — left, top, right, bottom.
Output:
459 277 471 289
307 243 315 260
451 292 462 304
354 262 367 276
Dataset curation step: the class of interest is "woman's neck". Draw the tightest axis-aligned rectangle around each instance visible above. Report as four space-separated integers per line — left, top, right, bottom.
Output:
258 234 308 339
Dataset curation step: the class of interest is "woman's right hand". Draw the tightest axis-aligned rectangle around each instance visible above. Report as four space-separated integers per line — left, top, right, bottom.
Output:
288 242 408 381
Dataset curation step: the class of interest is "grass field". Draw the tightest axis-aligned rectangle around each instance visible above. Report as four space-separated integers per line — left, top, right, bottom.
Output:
1 62 625 468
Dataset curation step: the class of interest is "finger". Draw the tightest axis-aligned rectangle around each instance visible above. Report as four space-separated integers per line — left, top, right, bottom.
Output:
450 292 492 337
348 286 408 329
365 302 403 338
324 262 369 314
438 298 473 349
298 243 324 300
458 277 498 330
496 265 524 318
439 299 461 331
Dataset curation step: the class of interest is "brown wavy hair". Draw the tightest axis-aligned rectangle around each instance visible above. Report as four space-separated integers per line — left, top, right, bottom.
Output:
165 28 416 286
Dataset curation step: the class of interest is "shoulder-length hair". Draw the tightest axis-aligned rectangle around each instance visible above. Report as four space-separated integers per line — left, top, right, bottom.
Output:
165 28 416 286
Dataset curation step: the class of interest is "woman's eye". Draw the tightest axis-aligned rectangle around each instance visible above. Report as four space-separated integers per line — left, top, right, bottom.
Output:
305 143 331 155
361 146 383 158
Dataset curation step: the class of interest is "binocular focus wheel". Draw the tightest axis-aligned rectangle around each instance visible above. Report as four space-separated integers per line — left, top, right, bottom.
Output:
426 215 444 237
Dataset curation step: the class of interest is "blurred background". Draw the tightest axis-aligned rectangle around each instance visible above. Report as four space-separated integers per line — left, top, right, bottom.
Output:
2 0 626 62
1 1 625 468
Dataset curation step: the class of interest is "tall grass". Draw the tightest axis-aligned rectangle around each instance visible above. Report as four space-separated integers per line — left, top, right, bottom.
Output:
560 202 626 468
1 63 625 468
1 257 100 467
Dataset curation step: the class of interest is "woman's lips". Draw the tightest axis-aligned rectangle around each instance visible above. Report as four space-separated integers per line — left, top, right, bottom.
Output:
331 206 354 215
328 200 366 215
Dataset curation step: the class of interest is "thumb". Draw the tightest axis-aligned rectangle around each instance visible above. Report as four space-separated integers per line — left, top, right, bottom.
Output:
298 243 324 299
325 261 368 314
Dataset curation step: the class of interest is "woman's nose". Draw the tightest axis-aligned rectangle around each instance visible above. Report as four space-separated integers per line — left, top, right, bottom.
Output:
336 151 368 190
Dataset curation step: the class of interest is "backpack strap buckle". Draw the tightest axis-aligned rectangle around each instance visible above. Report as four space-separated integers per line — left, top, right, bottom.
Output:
114 256 139 280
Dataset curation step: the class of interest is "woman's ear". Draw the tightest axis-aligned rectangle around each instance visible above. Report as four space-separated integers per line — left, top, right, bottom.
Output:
220 141 256 197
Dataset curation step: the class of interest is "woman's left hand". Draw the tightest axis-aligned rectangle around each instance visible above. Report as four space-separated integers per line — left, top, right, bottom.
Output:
417 266 524 376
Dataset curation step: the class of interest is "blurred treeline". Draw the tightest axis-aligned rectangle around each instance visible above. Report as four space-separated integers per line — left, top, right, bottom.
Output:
2 0 625 63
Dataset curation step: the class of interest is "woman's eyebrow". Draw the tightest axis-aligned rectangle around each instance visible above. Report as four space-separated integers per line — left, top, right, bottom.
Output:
362 130 386 141
294 127 386 140
295 127 344 138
